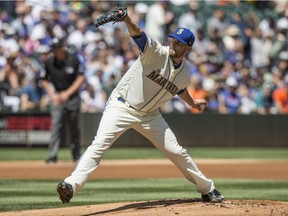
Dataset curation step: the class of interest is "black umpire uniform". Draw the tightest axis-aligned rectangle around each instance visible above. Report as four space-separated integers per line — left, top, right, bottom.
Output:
40 37 85 163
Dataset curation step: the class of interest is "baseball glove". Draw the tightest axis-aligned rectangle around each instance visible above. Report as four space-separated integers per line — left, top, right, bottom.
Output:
94 7 127 28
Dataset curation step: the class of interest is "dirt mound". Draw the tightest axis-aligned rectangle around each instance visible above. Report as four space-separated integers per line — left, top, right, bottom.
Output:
2 199 288 216
1 159 288 180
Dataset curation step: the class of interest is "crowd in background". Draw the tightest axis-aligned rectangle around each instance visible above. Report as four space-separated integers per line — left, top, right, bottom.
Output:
0 0 287 114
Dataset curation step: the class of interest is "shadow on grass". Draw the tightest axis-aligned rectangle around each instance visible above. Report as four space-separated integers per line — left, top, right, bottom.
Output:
82 198 202 216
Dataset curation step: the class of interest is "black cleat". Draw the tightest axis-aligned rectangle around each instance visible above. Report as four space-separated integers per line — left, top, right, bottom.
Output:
45 157 57 164
202 189 224 203
57 182 73 204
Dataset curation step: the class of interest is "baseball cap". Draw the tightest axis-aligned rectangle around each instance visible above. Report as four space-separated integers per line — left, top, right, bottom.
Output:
49 37 64 48
168 28 195 46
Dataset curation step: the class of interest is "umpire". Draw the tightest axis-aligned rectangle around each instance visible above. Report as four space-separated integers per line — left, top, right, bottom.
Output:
40 37 85 163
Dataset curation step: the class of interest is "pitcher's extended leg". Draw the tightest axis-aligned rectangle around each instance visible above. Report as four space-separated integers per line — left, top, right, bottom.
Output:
137 114 214 194
64 105 135 193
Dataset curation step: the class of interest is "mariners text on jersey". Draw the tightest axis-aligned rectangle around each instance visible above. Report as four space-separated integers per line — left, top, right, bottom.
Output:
146 70 179 96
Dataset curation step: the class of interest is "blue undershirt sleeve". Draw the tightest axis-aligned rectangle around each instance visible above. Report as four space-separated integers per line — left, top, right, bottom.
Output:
132 31 148 53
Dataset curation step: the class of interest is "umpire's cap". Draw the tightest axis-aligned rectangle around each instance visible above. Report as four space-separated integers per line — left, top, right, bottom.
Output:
168 28 195 47
49 37 65 48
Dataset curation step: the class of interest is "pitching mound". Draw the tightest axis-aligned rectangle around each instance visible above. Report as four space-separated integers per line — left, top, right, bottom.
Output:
2 199 288 216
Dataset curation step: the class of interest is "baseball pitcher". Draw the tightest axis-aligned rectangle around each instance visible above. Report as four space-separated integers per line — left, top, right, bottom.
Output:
57 7 224 204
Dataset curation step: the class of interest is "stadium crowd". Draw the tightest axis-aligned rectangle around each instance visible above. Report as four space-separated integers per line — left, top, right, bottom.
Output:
0 0 287 114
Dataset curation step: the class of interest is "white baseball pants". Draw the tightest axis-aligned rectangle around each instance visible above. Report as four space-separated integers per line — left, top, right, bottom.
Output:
65 95 215 195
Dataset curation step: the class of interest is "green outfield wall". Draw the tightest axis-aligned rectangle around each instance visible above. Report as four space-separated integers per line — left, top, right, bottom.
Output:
0 113 287 147
81 113 288 147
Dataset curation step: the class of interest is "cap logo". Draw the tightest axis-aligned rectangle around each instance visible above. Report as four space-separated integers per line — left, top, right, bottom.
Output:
53 38 59 43
177 28 184 35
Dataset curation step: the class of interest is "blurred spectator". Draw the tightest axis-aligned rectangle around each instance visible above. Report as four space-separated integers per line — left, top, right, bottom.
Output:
222 25 245 64
238 83 257 114
268 30 287 66
192 29 211 56
0 50 22 112
229 12 247 34
145 1 174 43
188 75 207 113
0 52 20 94
0 1 16 17
35 44 51 70
271 51 288 88
0 1 288 115
1 25 20 53
30 10 52 46
278 51 288 75
273 76 288 114
80 83 106 113
207 9 228 38
178 1 202 34
67 18 88 50
102 74 118 99
20 75 47 112
206 89 219 113
250 27 267 68
26 0 54 20
11 4 33 39
256 83 275 114
134 2 148 29
218 76 241 113
198 60 216 91
20 45 50 112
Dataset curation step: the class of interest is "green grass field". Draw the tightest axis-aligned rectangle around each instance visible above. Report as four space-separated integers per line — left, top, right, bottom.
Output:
0 147 287 212
0 146 288 161
0 179 287 212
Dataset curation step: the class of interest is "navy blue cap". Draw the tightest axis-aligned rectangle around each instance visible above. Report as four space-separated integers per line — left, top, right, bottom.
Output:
168 28 195 46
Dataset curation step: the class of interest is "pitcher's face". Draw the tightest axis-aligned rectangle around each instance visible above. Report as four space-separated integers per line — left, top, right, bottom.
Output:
169 38 190 59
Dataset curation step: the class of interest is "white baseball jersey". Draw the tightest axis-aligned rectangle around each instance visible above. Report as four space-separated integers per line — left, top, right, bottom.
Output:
114 36 191 112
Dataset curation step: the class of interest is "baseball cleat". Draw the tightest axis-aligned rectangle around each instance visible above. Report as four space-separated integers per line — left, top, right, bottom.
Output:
45 157 57 164
57 182 73 204
202 189 224 203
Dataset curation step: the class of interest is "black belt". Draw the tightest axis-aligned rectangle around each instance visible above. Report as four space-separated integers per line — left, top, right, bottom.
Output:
118 97 136 110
